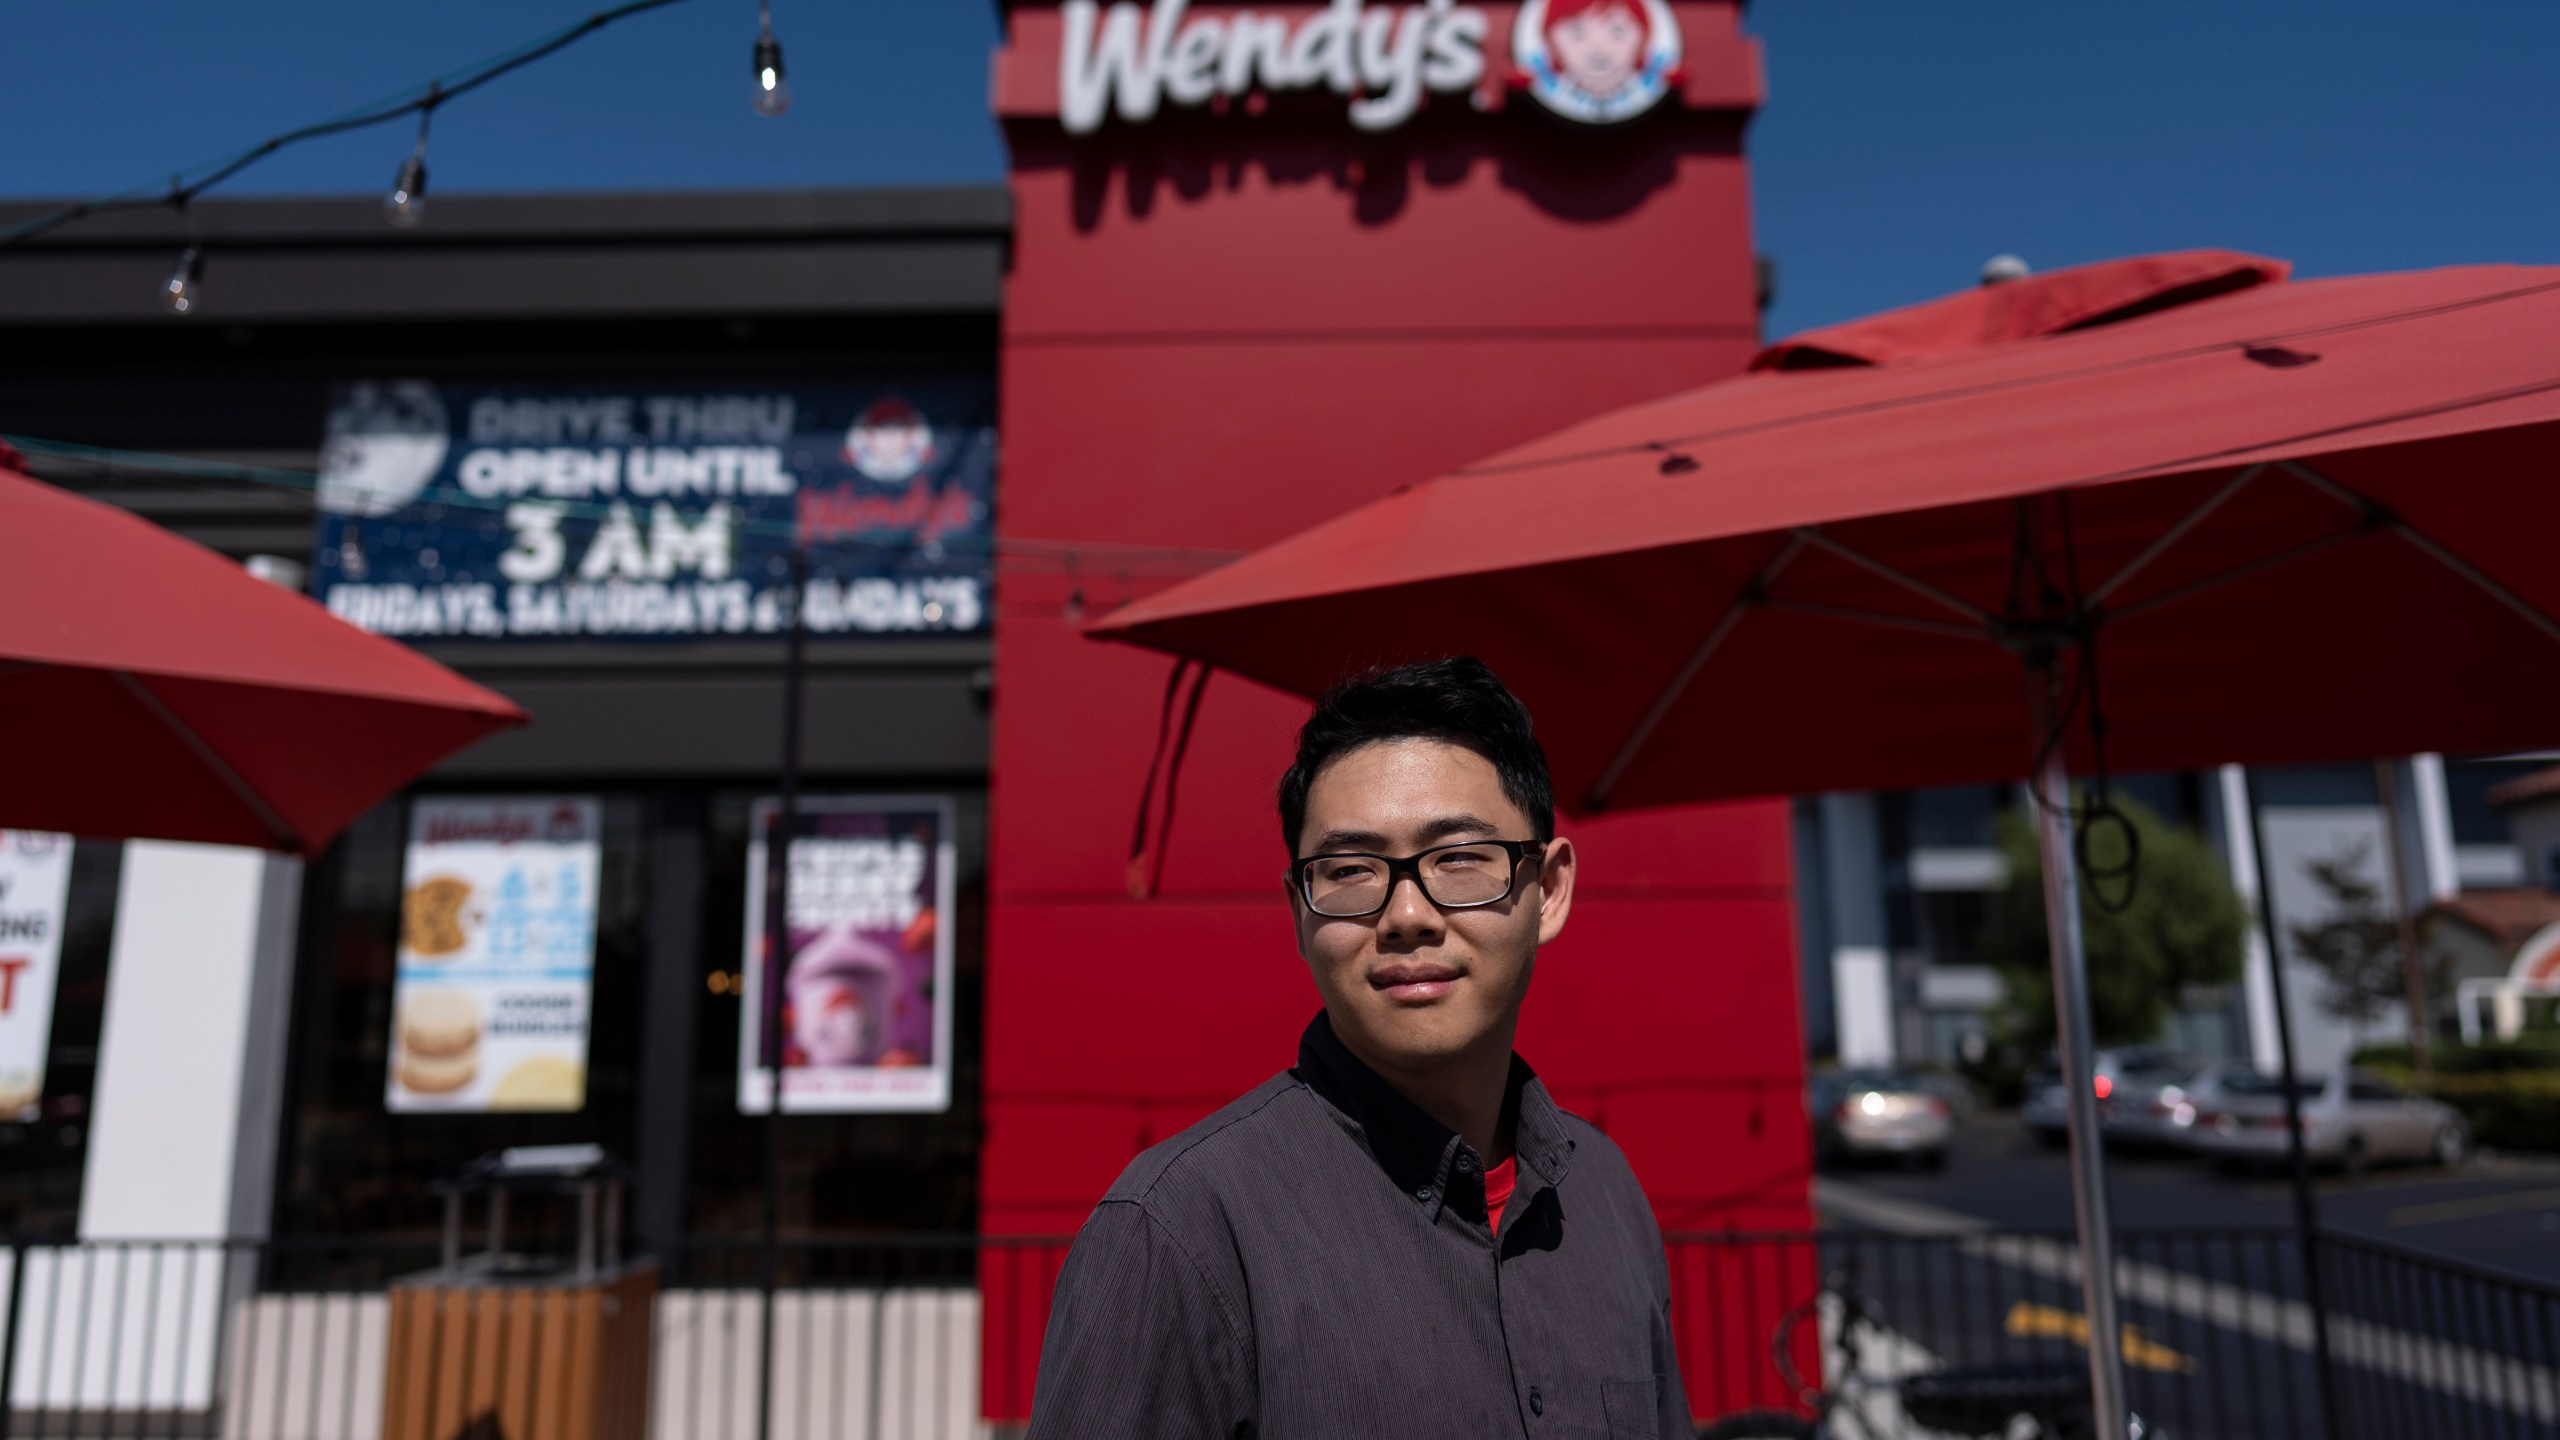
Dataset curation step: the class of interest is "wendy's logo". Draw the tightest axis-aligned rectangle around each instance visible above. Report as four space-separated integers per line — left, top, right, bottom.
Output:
1513 0 1682 124
844 397 938 484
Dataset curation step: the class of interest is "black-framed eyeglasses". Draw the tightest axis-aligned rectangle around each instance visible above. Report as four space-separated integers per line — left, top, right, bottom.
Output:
1289 839 1547 919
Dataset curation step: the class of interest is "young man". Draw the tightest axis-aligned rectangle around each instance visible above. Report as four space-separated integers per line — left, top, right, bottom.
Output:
1027 658 1689 1439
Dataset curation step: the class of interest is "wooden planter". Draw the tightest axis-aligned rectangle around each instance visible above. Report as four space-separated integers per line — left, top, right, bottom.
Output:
381 1261 657 1440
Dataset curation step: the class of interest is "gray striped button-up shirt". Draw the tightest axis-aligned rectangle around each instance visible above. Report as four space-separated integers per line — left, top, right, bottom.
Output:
1025 1013 1689 1439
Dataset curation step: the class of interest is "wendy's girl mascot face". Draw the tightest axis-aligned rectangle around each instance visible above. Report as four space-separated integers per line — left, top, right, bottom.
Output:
1513 0 1682 124
1550 0 1647 97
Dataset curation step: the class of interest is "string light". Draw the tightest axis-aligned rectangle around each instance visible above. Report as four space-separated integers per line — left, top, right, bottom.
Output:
0 0 719 313
752 1 791 117
0 0 802 304
159 246 204 315
385 98 436 229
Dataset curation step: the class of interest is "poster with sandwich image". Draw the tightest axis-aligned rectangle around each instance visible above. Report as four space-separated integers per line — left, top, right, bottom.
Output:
387 796 601 1113
738 796 954 1115
0 831 72 1122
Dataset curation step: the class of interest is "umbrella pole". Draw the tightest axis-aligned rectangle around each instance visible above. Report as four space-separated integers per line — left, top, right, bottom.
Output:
757 545 809 1440
2239 771 2345 1440
2025 661 2131 1440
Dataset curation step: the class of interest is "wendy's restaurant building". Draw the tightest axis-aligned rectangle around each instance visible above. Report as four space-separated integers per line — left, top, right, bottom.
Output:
0 3 1829 1430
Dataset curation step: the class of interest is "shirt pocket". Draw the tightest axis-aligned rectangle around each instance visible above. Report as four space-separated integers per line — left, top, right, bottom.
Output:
1599 1376 1663 1438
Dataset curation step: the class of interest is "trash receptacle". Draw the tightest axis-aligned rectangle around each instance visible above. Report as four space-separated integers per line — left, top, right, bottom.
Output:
382 1145 655 1440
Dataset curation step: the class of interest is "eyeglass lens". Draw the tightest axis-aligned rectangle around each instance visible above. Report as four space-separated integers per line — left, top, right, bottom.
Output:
1303 843 1518 917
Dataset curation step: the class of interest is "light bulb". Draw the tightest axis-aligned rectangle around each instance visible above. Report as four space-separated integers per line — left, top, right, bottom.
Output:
386 155 427 228
752 31 791 117
160 246 204 315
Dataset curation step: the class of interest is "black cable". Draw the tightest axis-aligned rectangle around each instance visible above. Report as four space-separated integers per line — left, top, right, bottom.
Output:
2059 492 2141 915
2 0 700 248
2010 494 2143 914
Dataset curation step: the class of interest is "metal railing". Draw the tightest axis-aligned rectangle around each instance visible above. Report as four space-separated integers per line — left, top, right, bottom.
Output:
0 1227 2540 1438
1667 1226 2560 1440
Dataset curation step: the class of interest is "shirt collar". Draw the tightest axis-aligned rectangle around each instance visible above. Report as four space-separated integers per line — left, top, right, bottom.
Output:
1292 1010 1575 1221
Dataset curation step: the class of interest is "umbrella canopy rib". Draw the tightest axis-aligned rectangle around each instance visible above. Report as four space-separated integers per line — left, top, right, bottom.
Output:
2280 460 2560 647
1584 535 1804 811
111 670 302 852
1791 525 1994 624
2087 463 2266 605
2104 522 2377 625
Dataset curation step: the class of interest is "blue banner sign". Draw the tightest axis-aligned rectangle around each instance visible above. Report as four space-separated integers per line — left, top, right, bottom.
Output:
312 378 994 640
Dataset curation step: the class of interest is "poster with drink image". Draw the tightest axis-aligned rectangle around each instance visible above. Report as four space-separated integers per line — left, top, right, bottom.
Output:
386 796 601 1113
0 832 72 1122
738 796 954 1114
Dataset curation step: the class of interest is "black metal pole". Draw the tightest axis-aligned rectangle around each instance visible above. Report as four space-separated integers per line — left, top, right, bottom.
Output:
2024 654 2131 1440
757 546 808 1440
0 1236 24 1440
2239 768 2343 1440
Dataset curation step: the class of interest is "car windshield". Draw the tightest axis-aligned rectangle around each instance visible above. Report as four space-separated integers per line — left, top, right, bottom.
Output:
2222 1073 2325 1098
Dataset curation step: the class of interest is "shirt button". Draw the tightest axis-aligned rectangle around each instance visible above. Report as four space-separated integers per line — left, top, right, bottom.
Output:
1528 1387 1545 1416
1456 1154 1478 1174
1414 1186 1433 1203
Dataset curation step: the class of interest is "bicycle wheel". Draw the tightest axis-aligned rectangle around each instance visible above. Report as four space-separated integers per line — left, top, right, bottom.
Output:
1694 1409 1818 1440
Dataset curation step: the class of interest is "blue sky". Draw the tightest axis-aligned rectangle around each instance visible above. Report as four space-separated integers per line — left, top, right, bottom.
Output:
5 2 2554 337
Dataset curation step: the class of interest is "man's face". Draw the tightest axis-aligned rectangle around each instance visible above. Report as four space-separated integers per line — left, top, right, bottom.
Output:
1552 4 1645 96
1290 738 1576 1079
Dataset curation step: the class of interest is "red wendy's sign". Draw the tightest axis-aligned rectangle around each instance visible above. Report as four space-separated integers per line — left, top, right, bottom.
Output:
993 1 1762 133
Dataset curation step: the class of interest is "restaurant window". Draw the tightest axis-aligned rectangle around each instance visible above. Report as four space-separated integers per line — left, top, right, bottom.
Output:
0 839 122 1236
268 785 985 1249
683 790 986 1240
270 793 651 1242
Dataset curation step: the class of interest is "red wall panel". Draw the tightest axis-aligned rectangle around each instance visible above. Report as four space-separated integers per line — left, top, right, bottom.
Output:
984 2 1804 1419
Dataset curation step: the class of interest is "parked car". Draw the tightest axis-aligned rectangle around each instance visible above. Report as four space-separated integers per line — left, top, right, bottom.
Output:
2191 1068 2470 1172
1811 1069 1953 1169
2102 1059 2250 1151
2020 1045 2186 1146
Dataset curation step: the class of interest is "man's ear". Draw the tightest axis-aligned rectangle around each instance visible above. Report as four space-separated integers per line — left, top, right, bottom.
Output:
1283 874 1314 950
1535 836 1576 946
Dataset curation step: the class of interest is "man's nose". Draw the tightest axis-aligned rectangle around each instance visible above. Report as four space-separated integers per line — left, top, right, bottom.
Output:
1377 871 1444 939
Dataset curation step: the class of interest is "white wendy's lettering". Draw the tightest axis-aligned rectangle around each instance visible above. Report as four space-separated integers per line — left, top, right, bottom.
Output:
1060 0 1490 133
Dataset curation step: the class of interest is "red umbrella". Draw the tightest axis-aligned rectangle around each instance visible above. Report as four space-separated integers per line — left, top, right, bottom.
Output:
1094 251 2560 798
0 455 525 853
1091 252 2560 1437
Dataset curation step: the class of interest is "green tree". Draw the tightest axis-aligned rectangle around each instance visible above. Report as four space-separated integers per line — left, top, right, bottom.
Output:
2290 838 2451 1027
1982 795 2248 1044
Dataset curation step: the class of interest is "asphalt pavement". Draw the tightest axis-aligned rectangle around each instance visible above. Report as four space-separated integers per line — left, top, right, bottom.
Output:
1816 1111 2560 1288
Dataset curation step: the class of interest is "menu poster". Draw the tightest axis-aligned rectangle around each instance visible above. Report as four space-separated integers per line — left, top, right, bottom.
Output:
739 796 955 1115
0 832 72 1122
387 797 601 1113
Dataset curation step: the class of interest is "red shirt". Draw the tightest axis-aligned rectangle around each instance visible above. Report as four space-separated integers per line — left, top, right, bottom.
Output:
1483 1155 1517 1234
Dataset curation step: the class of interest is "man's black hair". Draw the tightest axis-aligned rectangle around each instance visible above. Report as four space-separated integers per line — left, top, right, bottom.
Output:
1278 656 1556 852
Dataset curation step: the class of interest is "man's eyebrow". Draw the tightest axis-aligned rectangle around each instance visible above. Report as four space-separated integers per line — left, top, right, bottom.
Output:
1304 815 1509 855
1415 814 1506 843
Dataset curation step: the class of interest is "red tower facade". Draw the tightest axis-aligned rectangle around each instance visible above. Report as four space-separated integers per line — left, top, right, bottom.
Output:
983 2 1808 1418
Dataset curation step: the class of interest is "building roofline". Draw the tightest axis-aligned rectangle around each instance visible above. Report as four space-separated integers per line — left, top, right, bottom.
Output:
0 185 1012 251
0 185 1012 326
